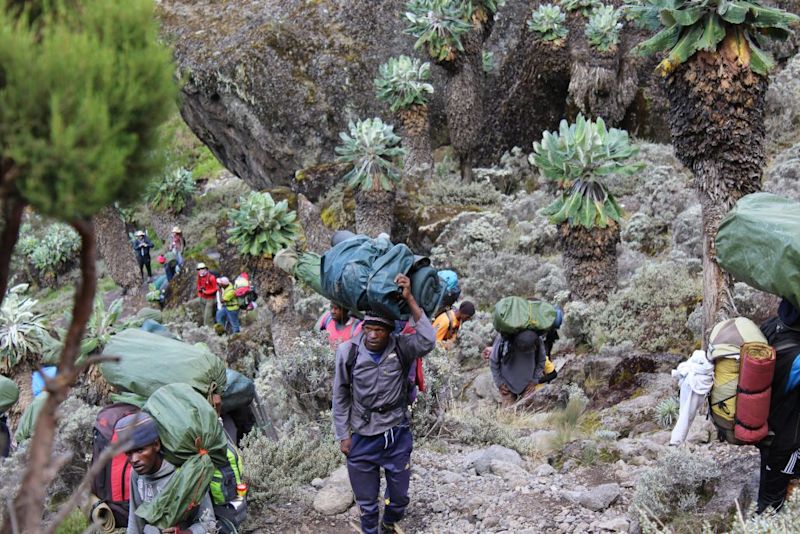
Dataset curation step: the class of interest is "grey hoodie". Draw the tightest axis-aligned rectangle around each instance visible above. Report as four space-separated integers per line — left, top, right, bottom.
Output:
332 313 436 440
127 459 216 534
489 333 546 395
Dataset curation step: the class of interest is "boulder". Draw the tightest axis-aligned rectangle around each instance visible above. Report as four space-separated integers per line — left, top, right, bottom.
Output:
489 459 529 487
465 444 523 475
533 463 556 477
562 483 621 512
312 465 353 516
159 0 672 191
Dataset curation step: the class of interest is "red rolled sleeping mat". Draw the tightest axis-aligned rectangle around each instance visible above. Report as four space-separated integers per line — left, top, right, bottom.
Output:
735 342 776 444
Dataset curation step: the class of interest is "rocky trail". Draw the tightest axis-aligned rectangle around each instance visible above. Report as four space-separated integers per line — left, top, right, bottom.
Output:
255 396 760 533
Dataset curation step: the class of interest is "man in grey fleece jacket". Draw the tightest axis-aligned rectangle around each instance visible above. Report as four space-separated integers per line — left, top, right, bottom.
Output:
332 273 436 534
489 329 547 408
115 413 216 534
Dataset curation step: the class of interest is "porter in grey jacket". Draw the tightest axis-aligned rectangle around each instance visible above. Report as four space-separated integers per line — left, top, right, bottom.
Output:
332 315 436 440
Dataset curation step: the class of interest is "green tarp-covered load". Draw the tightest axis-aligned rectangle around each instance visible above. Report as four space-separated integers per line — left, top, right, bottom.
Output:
100 329 226 399
136 383 228 529
0 375 19 414
492 297 559 335
320 235 444 320
717 193 800 309
15 393 46 442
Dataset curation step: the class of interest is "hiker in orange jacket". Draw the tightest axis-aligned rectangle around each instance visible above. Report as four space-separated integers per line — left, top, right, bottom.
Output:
196 263 218 328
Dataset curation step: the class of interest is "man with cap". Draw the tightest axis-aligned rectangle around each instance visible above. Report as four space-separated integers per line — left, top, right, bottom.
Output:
115 413 216 534
488 329 547 408
332 273 436 534
132 230 154 281
432 300 475 347
196 263 219 328
756 298 800 513
170 226 186 269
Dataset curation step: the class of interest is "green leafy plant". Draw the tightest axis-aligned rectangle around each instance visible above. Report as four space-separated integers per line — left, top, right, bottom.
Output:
76 297 124 359
528 4 569 42
375 55 434 112
0 285 53 371
146 167 195 214
482 50 495 73
586 5 623 52
562 0 603 16
227 192 301 257
404 0 473 62
530 114 643 229
654 396 680 429
627 0 800 76
27 223 82 277
335 118 406 192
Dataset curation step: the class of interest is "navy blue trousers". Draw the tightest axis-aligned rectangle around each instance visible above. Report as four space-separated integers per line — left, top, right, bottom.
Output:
346 425 413 534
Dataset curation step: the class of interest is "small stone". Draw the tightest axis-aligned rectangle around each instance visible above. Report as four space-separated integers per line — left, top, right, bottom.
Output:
311 478 324 489
312 466 354 515
534 463 557 477
598 516 630 532
562 483 621 512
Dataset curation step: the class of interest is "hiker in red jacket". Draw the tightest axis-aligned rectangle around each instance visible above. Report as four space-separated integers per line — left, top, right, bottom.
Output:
196 263 218 328
317 302 362 346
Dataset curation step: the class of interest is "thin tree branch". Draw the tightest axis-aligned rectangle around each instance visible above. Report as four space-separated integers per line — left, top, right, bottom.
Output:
0 196 25 309
4 219 97 534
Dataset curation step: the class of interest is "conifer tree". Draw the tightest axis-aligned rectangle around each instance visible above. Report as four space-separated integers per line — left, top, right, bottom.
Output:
0 0 176 530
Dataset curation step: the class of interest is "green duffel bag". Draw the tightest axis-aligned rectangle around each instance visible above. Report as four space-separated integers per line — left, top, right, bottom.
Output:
716 192 800 309
492 297 559 335
0 375 19 414
101 329 226 399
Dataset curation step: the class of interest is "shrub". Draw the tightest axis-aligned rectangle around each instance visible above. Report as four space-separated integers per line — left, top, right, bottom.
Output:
562 0 602 15
730 490 800 533
272 331 336 417
585 5 622 52
621 212 670 255
239 422 341 503
15 222 82 282
0 285 54 371
475 146 539 194
146 167 195 214
49 396 102 499
594 260 701 352
455 311 496 364
413 345 457 436
528 4 568 42
630 449 720 521
404 0 473 62
445 405 527 452
78 297 124 360
335 118 405 192
531 115 642 230
420 172 501 208
227 192 301 257
654 397 679 429
375 55 434 112
548 385 591 450
462 252 567 308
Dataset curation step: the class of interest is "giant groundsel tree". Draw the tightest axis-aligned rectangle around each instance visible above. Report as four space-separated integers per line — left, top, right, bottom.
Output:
375 55 435 182
531 115 643 300
404 0 501 180
335 118 406 236
628 0 799 338
0 0 176 529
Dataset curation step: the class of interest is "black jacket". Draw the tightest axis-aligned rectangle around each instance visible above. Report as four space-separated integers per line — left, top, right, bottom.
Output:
761 317 800 454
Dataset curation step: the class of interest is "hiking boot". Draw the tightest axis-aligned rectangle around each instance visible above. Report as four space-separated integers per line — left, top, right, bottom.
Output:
380 522 404 534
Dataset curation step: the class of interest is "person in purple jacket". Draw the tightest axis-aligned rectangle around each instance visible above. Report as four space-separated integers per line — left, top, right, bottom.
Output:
332 273 436 534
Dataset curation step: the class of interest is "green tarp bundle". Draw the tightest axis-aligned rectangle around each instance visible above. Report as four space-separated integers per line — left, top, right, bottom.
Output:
492 297 558 335
295 251 323 295
15 393 46 442
717 193 800 309
320 235 444 320
100 329 226 399
0 375 19 414
136 383 228 528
